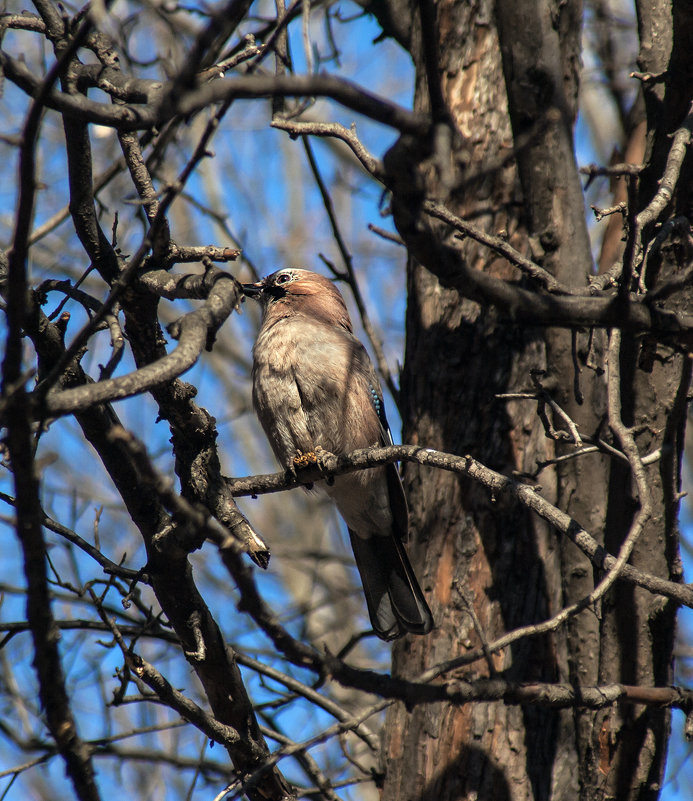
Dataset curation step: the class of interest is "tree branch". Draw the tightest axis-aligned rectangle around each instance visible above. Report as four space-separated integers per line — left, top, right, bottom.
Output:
227 444 693 608
0 52 430 136
36 272 242 417
1 12 103 799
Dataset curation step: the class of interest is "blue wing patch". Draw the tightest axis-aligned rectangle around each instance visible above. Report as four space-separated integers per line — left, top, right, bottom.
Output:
369 384 392 442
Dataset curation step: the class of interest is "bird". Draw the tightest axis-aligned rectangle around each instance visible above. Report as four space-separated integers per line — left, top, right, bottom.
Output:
243 267 433 640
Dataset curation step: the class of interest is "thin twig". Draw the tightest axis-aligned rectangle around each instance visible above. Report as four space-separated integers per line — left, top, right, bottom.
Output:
424 200 572 294
579 163 643 177
271 119 384 179
630 101 693 287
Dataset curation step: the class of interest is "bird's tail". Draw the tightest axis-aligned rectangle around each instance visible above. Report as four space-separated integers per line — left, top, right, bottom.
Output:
349 529 434 641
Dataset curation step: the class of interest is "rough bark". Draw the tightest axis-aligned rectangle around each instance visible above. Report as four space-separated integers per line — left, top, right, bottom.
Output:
495 1 611 797
380 0 688 799
384 1 560 799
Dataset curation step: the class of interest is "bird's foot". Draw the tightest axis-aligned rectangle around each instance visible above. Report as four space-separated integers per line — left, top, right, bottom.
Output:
292 446 335 486
291 450 315 490
314 446 336 485
293 449 316 469
293 445 334 469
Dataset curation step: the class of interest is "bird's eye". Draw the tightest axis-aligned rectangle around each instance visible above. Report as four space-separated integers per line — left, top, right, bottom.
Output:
275 273 292 285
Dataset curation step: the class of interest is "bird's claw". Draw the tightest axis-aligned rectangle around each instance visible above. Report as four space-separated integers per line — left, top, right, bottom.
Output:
293 445 330 468
293 449 316 469
292 446 335 485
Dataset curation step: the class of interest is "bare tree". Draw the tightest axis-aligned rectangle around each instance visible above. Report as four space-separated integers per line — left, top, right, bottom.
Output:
1 0 692 799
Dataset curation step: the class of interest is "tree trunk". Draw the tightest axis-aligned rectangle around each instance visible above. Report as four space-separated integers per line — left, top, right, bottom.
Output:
385 1 563 798
380 0 687 799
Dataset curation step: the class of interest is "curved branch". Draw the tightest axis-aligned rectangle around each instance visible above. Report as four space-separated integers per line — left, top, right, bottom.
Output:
270 119 384 180
176 75 430 137
0 51 430 136
404 200 693 335
37 274 242 417
631 101 693 284
424 201 571 294
227 444 693 608
383 134 693 336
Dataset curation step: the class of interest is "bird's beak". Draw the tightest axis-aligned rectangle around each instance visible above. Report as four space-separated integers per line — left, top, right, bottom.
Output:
242 282 263 298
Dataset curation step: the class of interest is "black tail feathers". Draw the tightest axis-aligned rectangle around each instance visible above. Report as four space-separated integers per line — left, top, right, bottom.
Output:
349 529 434 641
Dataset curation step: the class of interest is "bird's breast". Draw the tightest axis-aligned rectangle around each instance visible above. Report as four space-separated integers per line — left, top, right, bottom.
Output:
252 317 380 461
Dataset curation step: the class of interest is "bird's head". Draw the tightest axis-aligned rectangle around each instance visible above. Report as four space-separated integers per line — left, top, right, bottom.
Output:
243 268 352 331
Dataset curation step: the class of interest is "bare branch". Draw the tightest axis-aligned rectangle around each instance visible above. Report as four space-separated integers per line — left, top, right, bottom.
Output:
326 667 693 713
1 12 104 799
580 163 644 177
630 101 693 284
271 118 384 179
227 444 693 608
424 200 581 295
397 199 693 335
108 424 270 567
93 598 244 749
237 653 380 751
367 223 405 246
36 272 242 417
0 52 431 136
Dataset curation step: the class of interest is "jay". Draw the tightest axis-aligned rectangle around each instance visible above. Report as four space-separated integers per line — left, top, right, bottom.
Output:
243 268 433 640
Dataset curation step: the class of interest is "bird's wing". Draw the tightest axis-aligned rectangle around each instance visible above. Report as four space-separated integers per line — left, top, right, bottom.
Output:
363 365 409 543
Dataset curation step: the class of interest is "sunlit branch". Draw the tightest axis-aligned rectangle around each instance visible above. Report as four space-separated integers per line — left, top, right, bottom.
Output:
226 444 693 608
34 272 242 417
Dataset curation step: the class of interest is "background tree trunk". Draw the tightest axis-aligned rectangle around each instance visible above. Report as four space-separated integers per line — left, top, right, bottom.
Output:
385 1 564 797
381 1 689 799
